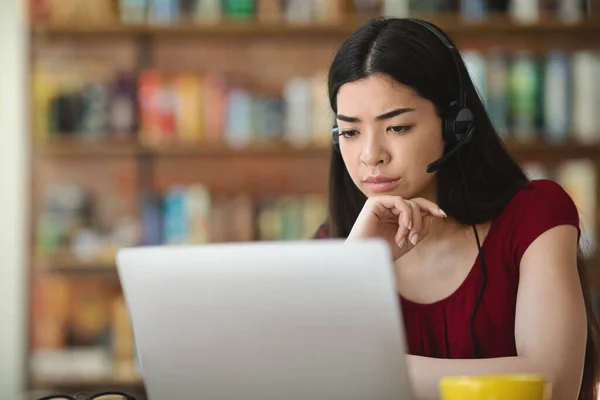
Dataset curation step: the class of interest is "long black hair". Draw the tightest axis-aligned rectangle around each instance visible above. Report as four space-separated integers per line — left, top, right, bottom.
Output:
324 17 599 400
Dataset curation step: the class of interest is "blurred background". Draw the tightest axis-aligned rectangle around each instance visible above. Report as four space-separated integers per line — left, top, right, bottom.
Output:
0 0 599 399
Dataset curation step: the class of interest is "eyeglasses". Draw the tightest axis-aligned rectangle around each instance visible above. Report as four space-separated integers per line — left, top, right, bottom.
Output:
36 392 136 400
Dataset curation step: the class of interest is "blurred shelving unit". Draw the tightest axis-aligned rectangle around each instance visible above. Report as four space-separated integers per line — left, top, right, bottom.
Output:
25 0 600 398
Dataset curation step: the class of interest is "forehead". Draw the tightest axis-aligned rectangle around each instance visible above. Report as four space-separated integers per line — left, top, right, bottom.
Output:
336 74 420 117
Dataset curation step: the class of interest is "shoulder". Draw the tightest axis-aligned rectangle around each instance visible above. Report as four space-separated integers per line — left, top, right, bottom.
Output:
501 179 579 222
498 179 580 266
511 179 578 210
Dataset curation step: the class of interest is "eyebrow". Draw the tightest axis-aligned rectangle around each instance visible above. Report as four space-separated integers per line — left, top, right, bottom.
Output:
336 108 415 123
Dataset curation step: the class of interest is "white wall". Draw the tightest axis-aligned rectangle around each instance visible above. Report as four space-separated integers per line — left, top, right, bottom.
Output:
0 0 28 398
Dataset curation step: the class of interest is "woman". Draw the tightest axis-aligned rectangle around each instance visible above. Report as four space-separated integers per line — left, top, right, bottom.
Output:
314 17 600 400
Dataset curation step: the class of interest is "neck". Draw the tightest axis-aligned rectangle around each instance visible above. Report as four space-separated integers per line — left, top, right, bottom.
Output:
427 216 468 241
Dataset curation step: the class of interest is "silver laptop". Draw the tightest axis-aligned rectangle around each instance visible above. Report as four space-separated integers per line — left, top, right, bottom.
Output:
116 239 414 400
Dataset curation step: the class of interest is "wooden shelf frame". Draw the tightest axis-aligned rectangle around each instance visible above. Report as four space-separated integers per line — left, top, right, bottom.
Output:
33 139 332 158
30 14 600 38
33 138 600 160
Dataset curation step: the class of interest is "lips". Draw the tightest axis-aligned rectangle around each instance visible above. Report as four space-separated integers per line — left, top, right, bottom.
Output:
362 176 401 194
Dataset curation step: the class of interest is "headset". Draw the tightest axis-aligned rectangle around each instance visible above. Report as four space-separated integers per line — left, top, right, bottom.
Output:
331 18 487 358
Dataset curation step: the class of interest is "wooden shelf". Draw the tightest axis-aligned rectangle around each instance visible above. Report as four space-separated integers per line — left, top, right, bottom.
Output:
33 138 600 160
33 139 331 158
505 140 600 161
30 14 600 38
32 374 144 390
34 252 119 276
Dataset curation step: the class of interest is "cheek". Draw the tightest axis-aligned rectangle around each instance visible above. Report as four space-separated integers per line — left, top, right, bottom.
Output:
340 144 358 173
339 144 365 188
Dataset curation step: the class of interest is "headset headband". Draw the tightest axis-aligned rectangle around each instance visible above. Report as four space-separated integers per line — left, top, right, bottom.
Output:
404 19 467 109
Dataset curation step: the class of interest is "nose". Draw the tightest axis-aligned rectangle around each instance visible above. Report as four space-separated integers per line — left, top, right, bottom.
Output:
360 133 390 166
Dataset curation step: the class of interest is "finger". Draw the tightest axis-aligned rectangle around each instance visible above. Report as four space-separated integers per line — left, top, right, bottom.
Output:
366 196 413 248
409 197 447 219
393 198 412 247
406 200 422 246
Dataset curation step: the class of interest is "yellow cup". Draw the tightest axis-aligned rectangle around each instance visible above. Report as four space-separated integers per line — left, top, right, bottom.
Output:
439 374 551 400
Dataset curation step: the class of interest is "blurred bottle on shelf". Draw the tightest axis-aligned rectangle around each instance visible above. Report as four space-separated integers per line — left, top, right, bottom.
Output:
313 0 346 23
148 0 181 24
460 0 486 22
410 0 448 13
284 0 314 23
555 160 597 258
119 0 149 24
557 0 583 23
353 0 383 15
284 76 312 147
521 162 549 181
486 50 509 138
509 51 540 142
44 0 116 25
224 0 255 20
543 51 571 143
110 73 139 139
572 52 600 144
463 50 488 106
257 0 282 23
194 0 223 22
382 0 409 17
509 0 540 23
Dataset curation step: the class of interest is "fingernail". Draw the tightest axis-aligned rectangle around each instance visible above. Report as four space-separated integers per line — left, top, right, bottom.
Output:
408 220 412 230
439 209 447 218
397 238 406 248
410 234 420 246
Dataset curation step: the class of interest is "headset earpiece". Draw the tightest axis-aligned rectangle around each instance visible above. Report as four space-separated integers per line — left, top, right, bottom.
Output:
443 104 474 145
332 125 340 151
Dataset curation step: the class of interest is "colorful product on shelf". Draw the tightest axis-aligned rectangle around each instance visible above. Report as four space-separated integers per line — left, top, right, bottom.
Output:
194 0 223 22
223 0 254 19
141 184 328 244
353 0 382 14
460 0 486 21
509 51 540 142
462 50 488 106
382 0 409 17
148 0 180 24
555 160 597 258
256 0 282 22
284 0 314 23
119 0 149 24
543 51 571 143
486 50 509 138
571 52 600 144
28 0 590 25
510 0 540 23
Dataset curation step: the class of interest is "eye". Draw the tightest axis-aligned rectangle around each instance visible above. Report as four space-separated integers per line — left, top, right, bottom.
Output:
339 130 359 138
387 125 412 134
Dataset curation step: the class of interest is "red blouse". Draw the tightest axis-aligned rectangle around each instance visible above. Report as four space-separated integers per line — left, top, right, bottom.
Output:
314 179 581 359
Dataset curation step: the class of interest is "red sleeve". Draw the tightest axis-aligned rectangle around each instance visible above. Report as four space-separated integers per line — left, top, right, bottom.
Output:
512 179 580 267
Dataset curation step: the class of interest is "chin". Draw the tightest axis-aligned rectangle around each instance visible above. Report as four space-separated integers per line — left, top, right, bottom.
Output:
363 187 411 198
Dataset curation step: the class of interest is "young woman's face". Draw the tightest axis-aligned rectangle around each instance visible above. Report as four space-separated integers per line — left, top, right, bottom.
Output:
335 73 445 201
